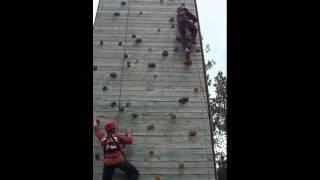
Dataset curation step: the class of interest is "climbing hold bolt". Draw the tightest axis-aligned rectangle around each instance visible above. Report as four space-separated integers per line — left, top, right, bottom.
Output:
110 102 117 107
93 65 98 71
121 1 126 6
168 112 176 119
162 50 169 57
148 63 156 68
110 72 117 78
124 54 128 58
147 124 154 130
118 41 122 46
132 113 139 119
127 62 131 67
113 12 120 16
188 129 197 136
95 153 100 160
100 40 103 45
102 86 108 91
135 38 142 44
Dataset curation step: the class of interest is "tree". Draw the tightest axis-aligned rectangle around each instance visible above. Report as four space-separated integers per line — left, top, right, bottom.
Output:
210 71 227 180
204 44 227 180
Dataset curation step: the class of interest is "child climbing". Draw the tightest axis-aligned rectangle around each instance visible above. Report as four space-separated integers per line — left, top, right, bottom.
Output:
176 2 198 58
93 115 139 180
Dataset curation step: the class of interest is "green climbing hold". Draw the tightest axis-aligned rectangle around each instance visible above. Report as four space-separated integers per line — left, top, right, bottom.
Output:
113 12 120 16
132 113 139 119
119 107 125 112
93 65 98 71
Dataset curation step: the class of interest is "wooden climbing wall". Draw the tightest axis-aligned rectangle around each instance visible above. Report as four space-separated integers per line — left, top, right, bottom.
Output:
93 0 216 179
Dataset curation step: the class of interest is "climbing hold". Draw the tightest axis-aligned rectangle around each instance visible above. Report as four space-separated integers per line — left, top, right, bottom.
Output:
193 87 199 92
149 150 154 156
135 59 139 63
179 161 184 168
184 58 192 65
131 113 139 119
125 102 131 107
171 24 175 28
196 48 201 52
139 11 143 15
147 124 154 130
160 0 164 3
110 72 117 78
148 63 156 68
169 17 175 23
168 112 176 119
95 153 100 160
153 74 157 79
173 47 178 52
127 62 131 67
96 119 100 125
148 47 152 51
188 129 197 136
124 54 128 58
135 38 142 44
118 41 122 46
93 65 98 71
110 102 117 107
121 1 126 6
157 28 160 32
162 50 169 57
179 97 189 104
102 86 108 91
131 34 136 38
100 40 103 45
155 175 161 180
113 12 120 16
119 106 125 112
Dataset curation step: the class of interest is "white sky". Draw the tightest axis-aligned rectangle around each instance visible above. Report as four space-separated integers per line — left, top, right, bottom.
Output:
93 0 226 96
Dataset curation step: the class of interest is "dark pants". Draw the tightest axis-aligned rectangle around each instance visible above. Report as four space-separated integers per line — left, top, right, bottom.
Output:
102 160 139 180
178 21 198 49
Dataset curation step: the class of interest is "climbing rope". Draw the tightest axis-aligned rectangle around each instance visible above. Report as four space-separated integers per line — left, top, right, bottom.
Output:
116 0 132 131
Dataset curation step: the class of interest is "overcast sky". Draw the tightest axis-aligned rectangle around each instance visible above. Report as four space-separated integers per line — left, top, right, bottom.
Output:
93 0 226 95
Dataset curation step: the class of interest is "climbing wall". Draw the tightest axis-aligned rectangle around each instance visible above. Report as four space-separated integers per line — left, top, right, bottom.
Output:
93 0 216 179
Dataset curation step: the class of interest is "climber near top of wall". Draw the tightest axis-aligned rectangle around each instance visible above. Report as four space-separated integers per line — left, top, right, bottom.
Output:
93 115 139 180
177 2 198 57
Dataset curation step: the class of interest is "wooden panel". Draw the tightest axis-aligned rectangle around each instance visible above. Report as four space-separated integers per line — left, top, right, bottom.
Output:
93 0 215 179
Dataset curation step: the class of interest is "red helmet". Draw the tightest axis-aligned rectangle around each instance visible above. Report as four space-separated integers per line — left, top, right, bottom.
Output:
104 120 117 131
